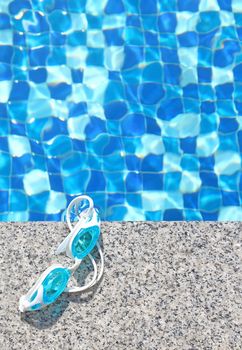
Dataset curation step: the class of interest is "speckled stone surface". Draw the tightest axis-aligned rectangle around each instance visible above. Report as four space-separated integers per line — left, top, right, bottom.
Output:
0 222 242 350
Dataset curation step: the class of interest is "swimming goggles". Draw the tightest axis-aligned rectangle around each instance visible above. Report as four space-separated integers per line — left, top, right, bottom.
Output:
19 195 104 312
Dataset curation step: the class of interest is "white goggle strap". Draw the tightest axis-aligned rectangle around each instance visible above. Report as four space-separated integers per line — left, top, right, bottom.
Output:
66 195 94 231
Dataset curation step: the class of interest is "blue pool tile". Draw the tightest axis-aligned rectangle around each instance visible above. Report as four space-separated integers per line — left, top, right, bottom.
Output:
125 84 138 103
104 101 127 120
108 193 125 207
183 193 198 209
200 114 218 134
217 0 232 11
146 117 161 135
68 32 86 46
28 212 45 221
164 64 181 85
163 137 180 153
0 137 9 152
214 44 238 68
181 155 199 171
106 172 125 192
127 194 142 208
183 84 199 99
177 0 199 11
0 103 7 119
126 15 141 27
159 0 177 11
164 209 183 221
200 172 218 187
87 171 106 191
125 155 141 171
85 117 106 140
184 210 203 221
158 13 177 33
201 101 215 114
143 62 162 83
9 0 31 15
157 98 183 120
0 191 8 212
160 48 179 63
139 83 164 105
180 137 196 154
144 31 158 46
218 134 238 152
10 190 27 211
103 137 122 155
219 118 239 133
47 158 61 173
121 114 145 136
29 68 47 83
126 172 142 192
0 177 10 191
11 176 24 190
199 156 215 171
0 153 10 175
108 71 121 81
48 83 72 100
29 47 49 66
13 32 26 46
199 29 218 47
141 155 163 172
10 121 26 136
69 102 87 117
219 173 240 191
235 101 242 114
71 69 83 83
164 172 182 191
51 32 66 45
222 191 240 206
48 10 71 32
145 211 162 221
215 83 234 99
198 47 212 67
197 12 221 33
233 63 242 81
140 0 157 14
238 131 242 152
0 46 13 63
104 29 124 46
123 46 144 69
105 0 124 14
143 174 163 191
199 188 222 212
198 67 212 83
10 81 30 101
48 47 66 65
0 13 11 29
43 119 68 141
201 212 219 221
0 63 11 81
12 155 33 175
178 32 198 47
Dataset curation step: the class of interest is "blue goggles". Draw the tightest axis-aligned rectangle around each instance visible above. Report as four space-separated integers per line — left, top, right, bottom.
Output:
19 195 104 312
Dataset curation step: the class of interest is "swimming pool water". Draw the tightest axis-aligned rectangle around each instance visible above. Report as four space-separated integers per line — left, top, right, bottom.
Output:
0 0 242 221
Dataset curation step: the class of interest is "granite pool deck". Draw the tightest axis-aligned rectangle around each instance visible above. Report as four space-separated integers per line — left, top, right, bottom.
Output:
0 222 241 350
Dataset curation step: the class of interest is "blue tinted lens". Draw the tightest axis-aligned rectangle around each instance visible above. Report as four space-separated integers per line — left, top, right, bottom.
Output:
72 225 100 259
42 268 70 304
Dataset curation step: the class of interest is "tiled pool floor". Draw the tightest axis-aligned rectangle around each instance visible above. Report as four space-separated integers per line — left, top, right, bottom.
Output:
0 0 242 220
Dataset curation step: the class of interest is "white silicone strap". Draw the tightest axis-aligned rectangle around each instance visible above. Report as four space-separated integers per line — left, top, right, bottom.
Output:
66 195 94 231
